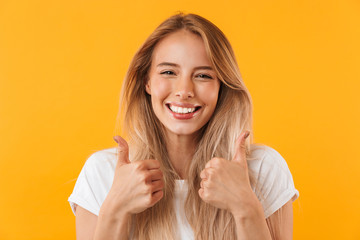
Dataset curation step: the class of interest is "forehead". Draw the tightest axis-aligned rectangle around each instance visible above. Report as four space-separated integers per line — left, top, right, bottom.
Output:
151 30 212 67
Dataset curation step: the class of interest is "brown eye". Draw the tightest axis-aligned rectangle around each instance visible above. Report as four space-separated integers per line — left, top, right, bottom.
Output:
197 74 213 79
161 71 175 75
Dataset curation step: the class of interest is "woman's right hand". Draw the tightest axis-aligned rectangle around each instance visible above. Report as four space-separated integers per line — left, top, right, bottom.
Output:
101 135 164 217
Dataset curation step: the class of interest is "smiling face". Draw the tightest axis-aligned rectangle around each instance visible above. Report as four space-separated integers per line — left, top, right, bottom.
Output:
146 30 220 138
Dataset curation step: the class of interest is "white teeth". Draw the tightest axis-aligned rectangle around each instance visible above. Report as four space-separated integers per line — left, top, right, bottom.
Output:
169 105 196 114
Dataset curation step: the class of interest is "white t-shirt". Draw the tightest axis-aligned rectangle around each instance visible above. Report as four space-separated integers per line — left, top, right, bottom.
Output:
68 144 299 239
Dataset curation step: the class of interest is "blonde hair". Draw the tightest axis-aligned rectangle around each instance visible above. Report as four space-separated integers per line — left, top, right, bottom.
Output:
116 12 279 239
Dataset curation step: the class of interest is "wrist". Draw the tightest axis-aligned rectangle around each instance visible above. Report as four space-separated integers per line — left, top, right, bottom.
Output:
231 194 264 220
99 205 131 221
95 202 131 240
232 205 264 223
231 199 271 240
100 194 132 220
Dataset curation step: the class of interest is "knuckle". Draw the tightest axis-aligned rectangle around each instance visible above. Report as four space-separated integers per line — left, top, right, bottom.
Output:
211 158 223 168
208 168 216 175
207 169 216 180
207 173 213 181
200 170 206 179
203 190 211 200
139 172 149 183
143 185 152 194
144 195 153 206
203 179 211 188
143 172 151 182
134 161 144 170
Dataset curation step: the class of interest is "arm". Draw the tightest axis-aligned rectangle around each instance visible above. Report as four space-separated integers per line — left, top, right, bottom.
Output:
232 192 272 240
75 205 130 240
75 206 98 240
265 200 293 240
199 132 296 239
76 202 130 240
74 136 164 240
233 199 293 240
94 201 131 240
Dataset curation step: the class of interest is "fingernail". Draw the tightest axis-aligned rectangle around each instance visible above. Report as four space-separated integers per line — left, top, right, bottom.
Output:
113 136 119 144
244 131 250 139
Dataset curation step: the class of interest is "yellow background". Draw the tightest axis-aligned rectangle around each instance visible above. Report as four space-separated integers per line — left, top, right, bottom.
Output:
0 0 359 239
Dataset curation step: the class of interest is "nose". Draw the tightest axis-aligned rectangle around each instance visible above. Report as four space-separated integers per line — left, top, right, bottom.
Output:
175 76 194 99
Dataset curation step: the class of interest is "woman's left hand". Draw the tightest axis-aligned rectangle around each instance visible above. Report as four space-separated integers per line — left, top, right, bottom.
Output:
198 131 262 218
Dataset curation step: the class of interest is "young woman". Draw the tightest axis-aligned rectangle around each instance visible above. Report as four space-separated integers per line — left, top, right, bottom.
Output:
68 13 299 240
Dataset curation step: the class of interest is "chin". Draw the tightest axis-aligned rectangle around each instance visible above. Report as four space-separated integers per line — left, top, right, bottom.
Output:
166 126 200 137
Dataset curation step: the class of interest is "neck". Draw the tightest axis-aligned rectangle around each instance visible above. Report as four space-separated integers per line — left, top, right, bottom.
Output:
165 131 198 180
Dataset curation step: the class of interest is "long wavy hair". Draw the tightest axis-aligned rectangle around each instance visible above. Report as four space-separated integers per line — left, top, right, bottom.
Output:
115 12 281 240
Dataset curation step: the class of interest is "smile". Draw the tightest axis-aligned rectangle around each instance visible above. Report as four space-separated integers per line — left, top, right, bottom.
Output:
166 104 201 114
165 103 202 120
170 105 195 114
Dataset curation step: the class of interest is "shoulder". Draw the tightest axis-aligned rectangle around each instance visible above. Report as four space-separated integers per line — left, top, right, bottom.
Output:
78 147 118 184
247 144 295 185
84 147 118 172
249 144 284 162
79 147 118 181
248 144 299 218
247 144 291 176
68 147 118 216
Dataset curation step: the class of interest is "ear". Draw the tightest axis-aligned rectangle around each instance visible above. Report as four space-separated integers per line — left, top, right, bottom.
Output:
145 80 151 95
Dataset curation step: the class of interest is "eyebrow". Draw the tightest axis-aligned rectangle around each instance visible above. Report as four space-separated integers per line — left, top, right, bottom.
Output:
156 62 214 71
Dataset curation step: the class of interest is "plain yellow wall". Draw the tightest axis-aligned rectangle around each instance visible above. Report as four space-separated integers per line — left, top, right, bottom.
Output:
0 0 359 239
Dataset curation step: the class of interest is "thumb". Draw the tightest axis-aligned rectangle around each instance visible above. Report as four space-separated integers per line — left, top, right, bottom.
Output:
113 135 131 166
232 131 250 163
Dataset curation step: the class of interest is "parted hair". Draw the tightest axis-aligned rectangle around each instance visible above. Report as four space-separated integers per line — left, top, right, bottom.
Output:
115 12 281 240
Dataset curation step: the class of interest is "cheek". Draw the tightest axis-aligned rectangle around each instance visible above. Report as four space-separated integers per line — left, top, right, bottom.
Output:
197 83 220 107
150 78 172 99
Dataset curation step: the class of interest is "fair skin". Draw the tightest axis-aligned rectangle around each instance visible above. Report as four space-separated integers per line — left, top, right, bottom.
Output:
145 29 220 179
75 30 294 239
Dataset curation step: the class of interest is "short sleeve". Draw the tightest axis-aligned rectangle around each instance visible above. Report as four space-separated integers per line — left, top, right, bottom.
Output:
68 148 117 216
248 145 299 218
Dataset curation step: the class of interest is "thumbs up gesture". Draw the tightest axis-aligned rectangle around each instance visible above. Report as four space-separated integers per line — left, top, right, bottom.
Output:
198 131 261 217
103 136 164 217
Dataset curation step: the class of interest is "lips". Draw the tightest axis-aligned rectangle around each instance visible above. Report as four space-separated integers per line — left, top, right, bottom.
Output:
166 102 201 108
166 103 201 113
165 103 202 119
